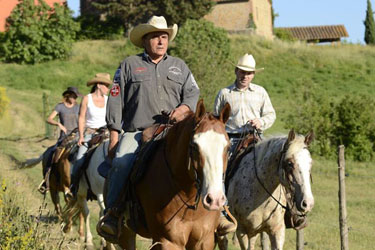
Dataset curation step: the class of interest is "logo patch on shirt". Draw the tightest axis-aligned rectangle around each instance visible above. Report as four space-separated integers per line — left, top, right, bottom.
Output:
134 67 147 74
110 84 120 97
169 66 182 75
190 74 199 89
113 68 121 84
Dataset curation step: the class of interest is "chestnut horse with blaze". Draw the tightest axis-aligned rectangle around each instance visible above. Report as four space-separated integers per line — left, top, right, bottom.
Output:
117 100 231 250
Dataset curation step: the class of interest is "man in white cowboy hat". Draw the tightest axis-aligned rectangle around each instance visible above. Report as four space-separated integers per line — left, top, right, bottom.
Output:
97 16 199 241
213 53 276 235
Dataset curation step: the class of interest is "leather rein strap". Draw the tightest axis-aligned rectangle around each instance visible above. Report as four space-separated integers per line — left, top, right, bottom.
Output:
162 113 208 210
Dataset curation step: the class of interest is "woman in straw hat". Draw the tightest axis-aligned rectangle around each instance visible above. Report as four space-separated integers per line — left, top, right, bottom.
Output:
69 73 111 197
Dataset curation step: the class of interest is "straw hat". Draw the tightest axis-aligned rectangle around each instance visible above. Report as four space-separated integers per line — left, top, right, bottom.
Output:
87 73 112 86
129 16 178 48
236 53 264 72
62 86 81 97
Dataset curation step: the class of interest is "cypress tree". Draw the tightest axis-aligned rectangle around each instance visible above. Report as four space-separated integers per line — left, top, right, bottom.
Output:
364 0 375 44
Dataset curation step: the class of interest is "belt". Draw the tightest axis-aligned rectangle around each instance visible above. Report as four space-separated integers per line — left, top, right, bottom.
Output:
227 133 242 138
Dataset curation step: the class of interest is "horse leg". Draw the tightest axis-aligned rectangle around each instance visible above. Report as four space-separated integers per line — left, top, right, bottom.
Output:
216 234 228 250
49 185 62 219
78 196 94 249
236 229 250 250
190 233 216 250
248 234 259 250
268 226 285 250
117 226 136 250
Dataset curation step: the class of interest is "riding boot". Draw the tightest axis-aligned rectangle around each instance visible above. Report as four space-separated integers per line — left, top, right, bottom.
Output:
97 205 126 244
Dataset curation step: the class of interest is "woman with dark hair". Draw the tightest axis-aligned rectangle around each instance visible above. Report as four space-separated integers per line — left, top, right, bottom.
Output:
38 86 81 194
69 73 111 196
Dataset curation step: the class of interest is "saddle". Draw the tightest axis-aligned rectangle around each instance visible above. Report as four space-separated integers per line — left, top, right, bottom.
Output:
225 133 260 191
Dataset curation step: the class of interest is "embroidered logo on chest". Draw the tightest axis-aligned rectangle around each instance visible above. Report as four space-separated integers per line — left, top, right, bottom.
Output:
110 84 120 97
134 67 147 74
169 66 182 75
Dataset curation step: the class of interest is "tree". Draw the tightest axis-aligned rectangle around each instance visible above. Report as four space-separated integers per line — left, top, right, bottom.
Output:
364 0 375 44
90 0 214 33
0 0 79 64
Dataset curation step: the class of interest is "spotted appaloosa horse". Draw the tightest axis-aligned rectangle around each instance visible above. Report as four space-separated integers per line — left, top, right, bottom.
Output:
117 100 231 250
220 130 314 250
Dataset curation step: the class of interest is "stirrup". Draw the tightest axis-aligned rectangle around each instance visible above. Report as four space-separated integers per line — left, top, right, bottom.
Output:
37 180 48 194
97 214 120 244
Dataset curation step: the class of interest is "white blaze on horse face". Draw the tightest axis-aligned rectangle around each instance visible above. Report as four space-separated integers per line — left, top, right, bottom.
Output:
295 148 314 212
193 129 227 210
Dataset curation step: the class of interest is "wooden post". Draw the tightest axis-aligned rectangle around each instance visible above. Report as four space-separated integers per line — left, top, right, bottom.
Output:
296 229 304 250
261 232 270 250
42 93 51 138
338 145 349 250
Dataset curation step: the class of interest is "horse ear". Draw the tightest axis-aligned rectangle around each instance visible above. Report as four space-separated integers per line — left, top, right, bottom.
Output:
304 130 314 146
287 129 296 143
195 99 206 120
220 103 231 124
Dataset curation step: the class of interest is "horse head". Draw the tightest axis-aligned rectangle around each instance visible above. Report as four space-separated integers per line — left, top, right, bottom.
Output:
280 129 315 214
189 100 231 211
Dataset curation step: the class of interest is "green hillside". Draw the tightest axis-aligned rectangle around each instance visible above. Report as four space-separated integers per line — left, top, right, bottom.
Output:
0 36 374 249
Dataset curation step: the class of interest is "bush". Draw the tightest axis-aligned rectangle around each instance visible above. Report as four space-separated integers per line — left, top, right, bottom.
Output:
0 0 79 64
274 28 297 42
0 87 10 119
169 19 231 90
76 15 124 40
284 89 375 161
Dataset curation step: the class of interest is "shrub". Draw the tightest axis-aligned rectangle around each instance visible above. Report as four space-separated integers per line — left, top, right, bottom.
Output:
0 0 79 64
169 19 231 90
76 15 124 40
284 89 375 161
0 87 10 119
274 28 297 42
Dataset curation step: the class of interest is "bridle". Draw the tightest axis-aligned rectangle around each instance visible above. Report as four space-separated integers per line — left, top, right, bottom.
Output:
162 113 209 210
253 132 308 217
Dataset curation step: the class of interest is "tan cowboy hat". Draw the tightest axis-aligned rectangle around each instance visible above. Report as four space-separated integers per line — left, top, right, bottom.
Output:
87 73 112 86
236 53 264 72
129 16 178 48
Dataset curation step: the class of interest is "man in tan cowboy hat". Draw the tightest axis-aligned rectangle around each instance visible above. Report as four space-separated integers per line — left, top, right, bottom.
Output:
97 16 199 241
213 53 276 235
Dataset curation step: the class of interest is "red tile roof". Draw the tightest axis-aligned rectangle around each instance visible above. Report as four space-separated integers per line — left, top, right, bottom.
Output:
278 25 349 41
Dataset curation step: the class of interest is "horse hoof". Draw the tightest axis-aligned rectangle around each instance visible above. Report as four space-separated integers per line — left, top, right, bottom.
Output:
62 224 71 233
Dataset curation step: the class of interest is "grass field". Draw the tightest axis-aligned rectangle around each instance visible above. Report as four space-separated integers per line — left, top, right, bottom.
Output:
0 35 374 249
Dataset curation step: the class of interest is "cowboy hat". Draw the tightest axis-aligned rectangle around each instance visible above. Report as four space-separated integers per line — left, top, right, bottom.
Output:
62 86 81 98
236 53 264 72
129 16 178 48
87 73 112 86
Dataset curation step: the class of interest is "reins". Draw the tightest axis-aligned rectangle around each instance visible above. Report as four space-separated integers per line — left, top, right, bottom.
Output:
252 130 289 210
162 113 208 210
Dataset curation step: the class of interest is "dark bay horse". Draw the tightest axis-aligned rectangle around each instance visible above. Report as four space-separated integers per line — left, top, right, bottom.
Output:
118 100 231 250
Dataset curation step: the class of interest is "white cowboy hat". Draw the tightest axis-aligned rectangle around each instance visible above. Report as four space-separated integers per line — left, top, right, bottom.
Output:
87 73 112 86
236 53 264 72
129 16 178 48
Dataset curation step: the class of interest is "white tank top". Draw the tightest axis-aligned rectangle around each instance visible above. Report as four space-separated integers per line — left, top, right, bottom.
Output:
85 94 108 129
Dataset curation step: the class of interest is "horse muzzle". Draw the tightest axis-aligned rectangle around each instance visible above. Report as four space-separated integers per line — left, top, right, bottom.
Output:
202 190 226 211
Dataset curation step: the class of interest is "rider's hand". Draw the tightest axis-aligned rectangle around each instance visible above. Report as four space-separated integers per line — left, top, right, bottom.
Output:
170 105 190 123
59 123 67 134
250 119 262 130
77 136 85 146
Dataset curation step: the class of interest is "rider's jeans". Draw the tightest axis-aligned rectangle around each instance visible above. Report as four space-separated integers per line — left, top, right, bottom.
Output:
106 131 142 209
71 133 93 179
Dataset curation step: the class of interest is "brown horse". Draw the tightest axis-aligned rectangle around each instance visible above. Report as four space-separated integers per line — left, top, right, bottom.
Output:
117 100 231 250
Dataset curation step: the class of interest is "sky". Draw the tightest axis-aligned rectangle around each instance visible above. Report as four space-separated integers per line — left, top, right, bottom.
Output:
66 0 370 44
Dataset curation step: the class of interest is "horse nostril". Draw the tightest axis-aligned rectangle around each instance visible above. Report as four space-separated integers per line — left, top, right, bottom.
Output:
301 200 307 209
205 194 212 205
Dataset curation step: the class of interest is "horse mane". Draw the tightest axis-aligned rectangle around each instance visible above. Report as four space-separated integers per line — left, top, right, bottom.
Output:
255 133 307 160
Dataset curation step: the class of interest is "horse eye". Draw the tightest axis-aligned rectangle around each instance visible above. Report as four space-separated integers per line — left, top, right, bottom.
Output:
287 161 294 168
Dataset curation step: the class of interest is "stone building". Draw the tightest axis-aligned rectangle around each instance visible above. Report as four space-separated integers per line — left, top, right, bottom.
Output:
204 0 273 39
0 0 66 31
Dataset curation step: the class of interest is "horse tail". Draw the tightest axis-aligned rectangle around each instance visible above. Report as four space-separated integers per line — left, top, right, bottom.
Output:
62 197 81 225
19 154 43 169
